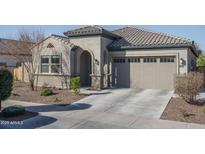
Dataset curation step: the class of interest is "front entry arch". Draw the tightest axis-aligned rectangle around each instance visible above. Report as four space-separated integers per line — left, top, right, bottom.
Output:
80 51 92 87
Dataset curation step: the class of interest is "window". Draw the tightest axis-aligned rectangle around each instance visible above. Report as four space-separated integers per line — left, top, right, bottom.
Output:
51 55 60 73
41 55 61 73
160 57 175 63
113 58 125 63
143 57 157 63
41 56 49 73
128 57 140 63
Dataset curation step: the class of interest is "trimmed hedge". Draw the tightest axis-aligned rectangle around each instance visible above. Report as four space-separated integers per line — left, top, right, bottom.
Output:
2 105 25 117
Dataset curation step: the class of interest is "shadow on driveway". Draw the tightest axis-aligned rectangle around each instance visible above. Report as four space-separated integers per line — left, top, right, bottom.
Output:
26 103 92 113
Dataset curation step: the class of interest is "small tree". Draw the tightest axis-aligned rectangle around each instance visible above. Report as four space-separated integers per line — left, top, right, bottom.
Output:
197 54 205 67
70 77 80 95
0 69 13 110
175 72 204 103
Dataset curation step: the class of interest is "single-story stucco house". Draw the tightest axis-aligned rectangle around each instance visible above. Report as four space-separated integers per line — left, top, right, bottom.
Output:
31 25 198 90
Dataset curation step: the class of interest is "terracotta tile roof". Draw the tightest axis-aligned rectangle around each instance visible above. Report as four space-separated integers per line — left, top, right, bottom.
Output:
64 25 120 39
108 27 195 50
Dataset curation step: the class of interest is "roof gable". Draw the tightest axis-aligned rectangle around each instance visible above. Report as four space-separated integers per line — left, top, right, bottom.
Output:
63 25 120 39
31 34 74 49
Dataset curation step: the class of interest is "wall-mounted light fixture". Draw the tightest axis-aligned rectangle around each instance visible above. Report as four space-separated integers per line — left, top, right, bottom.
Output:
95 59 99 65
180 58 186 66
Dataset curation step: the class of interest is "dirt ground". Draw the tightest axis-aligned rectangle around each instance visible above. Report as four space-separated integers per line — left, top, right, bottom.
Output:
161 97 205 124
9 81 87 105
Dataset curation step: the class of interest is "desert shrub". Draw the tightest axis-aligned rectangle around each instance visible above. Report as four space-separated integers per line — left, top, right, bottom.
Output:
40 88 53 96
0 69 13 110
180 109 195 117
175 72 204 103
2 105 25 117
70 76 80 95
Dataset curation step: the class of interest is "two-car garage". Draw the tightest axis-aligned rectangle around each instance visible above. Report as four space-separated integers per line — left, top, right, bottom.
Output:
112 56 177 90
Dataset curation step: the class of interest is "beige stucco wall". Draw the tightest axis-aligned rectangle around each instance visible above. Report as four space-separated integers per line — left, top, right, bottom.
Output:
32 36 73 88
34 74 70 88
187 48 197 71
69 36 101 75
101 37 114 88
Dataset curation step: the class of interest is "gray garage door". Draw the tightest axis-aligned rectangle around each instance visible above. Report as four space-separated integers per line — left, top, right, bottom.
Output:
112 56 177 90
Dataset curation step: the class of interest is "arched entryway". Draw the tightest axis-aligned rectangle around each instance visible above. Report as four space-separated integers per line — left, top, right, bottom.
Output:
80 51 92 87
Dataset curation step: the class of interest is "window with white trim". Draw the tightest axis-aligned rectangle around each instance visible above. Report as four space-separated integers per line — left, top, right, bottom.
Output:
41 56 49 73
41 55 61 73
51 55 61 73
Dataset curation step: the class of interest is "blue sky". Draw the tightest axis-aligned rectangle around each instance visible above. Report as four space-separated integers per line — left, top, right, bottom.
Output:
0 25 205 51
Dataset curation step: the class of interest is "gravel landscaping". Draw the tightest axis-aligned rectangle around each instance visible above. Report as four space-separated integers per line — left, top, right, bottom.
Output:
161 97 205 124
9 81 87 105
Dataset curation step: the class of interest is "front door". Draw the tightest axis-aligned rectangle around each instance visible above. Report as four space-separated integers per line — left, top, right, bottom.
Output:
80 51 91 87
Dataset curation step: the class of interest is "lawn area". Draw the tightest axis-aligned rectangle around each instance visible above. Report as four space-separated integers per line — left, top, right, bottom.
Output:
9 81 87 104
161 97 205 124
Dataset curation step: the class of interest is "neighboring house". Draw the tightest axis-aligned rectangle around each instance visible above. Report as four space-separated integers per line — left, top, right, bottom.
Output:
0 38 31 81
32 25 198 90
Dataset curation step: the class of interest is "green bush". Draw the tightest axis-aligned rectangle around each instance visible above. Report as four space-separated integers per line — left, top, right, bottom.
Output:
2 105 25 117
0 69 13 110
197 54 205 67
70 76 80 95
40 88 53 96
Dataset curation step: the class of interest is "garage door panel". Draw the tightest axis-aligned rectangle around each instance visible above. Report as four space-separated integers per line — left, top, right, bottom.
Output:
112 62 130 88
112 56 177 90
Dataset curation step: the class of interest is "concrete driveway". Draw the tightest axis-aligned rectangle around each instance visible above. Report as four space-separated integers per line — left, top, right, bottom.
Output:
3 88 205 129
77 88 173 119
